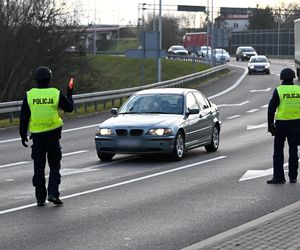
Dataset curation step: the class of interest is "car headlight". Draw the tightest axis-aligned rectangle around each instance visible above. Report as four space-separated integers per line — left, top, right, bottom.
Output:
249 65 254 69
147 128 173 136
265 65 270 68
243 53 247 56
96 128 113 136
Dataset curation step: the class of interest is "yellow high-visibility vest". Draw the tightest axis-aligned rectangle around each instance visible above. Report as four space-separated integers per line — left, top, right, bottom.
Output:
27 88 63 133
275 85 300 120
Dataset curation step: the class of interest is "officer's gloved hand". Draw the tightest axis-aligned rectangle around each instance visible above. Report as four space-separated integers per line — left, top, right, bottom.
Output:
268 124 276 136
21 136 28 147
67 77 74 96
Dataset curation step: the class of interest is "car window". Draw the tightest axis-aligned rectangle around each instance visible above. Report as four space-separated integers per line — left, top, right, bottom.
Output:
119 94 184 114
250 57 267 63
173 46 184 50
193 92 210 109
242 48 255 52
186 92 199 111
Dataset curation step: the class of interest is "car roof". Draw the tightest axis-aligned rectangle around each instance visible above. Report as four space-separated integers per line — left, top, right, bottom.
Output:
135 88 197 95
250 55 268 59
238 46 254 49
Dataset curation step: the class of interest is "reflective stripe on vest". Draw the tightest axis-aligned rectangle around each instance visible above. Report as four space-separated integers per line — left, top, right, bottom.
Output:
275 85 300 120
27 88 63 133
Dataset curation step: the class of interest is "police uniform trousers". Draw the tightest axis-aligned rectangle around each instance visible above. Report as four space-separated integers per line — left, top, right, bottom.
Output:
273 127 299 180
31 135 62 201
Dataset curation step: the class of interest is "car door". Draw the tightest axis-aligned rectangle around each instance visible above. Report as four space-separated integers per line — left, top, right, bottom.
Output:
184 92 203 148
193 91 214 143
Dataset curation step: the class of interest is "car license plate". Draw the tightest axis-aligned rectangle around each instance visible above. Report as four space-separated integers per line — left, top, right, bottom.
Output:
116 139 140 147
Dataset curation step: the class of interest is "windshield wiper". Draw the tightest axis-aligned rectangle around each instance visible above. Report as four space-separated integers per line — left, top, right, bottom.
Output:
119 112 140 114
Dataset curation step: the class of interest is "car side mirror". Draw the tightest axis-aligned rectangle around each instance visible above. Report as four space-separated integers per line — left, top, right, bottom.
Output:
187 108 200 115
111 108 118 115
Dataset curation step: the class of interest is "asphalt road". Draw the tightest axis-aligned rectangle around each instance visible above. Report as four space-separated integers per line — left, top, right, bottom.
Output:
0 58 299 250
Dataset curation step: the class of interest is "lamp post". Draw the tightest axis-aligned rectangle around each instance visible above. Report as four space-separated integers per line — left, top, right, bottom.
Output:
277 8 281 57
157 0 162 82
93 0 96 55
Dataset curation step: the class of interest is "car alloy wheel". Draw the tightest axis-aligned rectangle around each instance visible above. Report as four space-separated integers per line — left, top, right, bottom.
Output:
171 131 185 161
205 126 220 152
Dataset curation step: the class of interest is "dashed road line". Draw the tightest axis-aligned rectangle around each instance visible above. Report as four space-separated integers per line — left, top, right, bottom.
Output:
218 101 250 108
247 109 259 113
0 150 89 170
226 115 241 120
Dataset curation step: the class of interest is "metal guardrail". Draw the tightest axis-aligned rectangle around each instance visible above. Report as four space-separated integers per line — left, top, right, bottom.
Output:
0 63 228 122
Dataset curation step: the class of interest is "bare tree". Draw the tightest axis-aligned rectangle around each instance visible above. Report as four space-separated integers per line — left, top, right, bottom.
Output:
144 14 182 49
0 0 80 102
276 2 300 29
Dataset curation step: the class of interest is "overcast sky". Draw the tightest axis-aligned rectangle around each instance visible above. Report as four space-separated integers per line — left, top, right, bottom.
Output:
65 0 298 25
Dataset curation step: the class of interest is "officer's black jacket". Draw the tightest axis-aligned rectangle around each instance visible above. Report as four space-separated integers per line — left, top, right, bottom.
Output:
268 80 300 129
19 86 73 139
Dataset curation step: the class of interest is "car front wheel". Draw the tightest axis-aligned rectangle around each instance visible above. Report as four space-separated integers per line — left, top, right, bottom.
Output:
97 152 115 161
205 126 220 152
170 131 185 161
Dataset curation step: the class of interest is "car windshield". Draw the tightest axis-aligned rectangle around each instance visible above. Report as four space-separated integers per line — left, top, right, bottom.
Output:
242 48 255 52
250 57 267 63
119 94 184 114
173 46 185 50
214 49 226 54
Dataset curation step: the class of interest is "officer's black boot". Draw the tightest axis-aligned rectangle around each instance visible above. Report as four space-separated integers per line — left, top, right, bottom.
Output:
48 195 64 205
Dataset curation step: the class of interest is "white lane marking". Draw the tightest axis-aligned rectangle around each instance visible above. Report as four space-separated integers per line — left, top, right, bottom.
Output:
47 167 98 177
249 87 271 93
0 155 227 215
247 109 259 113
247 123 267 130
239 163 288 182
0 124 99 144
208 64 248 99
226 115 241 120
0 161 30 169
261 104 268 108
218 101 250 108
0 150 88 170
6 179 14 182
0 138 20 144
62 124 99 133
62 150 88 157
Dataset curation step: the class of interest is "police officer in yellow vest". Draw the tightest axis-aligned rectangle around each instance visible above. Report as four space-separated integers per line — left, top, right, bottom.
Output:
19 66 74 206
267 68 300 184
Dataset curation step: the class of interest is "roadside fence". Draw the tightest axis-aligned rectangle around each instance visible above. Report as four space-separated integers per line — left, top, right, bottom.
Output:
0 63 228 123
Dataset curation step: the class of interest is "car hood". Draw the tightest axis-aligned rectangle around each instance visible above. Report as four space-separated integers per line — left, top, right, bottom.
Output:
99 114 183 128
175 50 187 53
248 62 269 66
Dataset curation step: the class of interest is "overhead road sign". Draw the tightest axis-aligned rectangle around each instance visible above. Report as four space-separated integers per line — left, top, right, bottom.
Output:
220 7 256 15
177 5 205 12
125 49 166 59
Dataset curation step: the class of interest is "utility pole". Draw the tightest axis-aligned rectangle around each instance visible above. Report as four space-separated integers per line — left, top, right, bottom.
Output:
157 0 162 82
93 0 96 55
277 8 281 57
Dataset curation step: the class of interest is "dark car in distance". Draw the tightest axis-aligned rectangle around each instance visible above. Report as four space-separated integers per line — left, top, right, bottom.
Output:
236 46 257 61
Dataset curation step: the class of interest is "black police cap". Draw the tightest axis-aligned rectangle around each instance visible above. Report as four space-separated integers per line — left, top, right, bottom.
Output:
33 66 52 81
280 68 295 80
